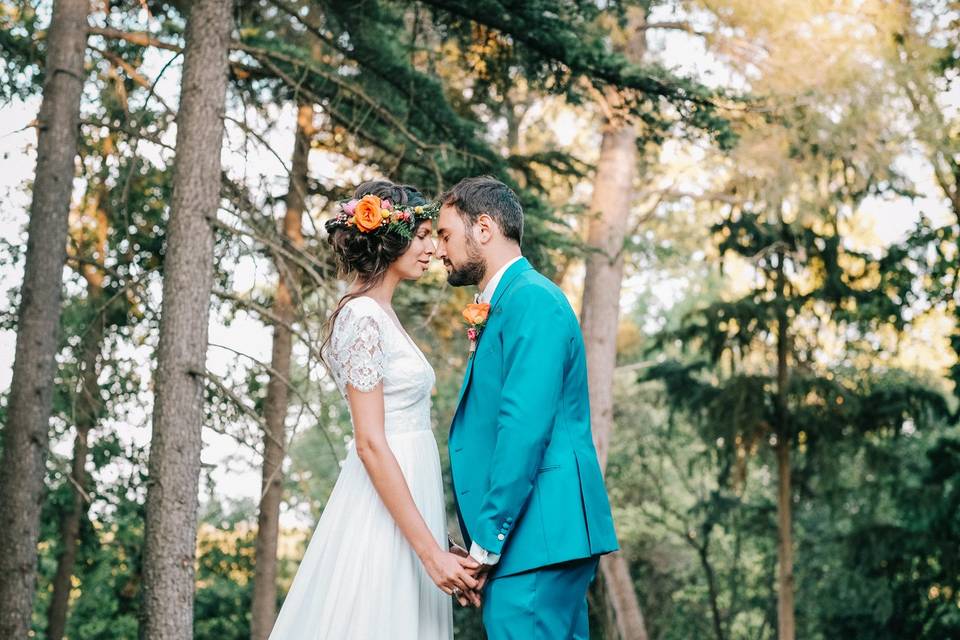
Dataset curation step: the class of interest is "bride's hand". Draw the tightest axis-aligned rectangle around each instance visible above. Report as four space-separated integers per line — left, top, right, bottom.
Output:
423 548 480 599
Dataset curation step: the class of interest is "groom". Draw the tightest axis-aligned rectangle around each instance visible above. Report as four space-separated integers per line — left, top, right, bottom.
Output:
437 176 619 638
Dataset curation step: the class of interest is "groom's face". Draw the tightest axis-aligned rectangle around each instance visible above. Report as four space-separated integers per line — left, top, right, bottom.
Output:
436 204 486 287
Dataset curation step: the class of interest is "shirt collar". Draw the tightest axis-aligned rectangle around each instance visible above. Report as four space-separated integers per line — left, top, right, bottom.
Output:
478 256 523 304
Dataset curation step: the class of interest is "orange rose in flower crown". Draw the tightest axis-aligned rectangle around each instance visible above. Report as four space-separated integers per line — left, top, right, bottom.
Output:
329 193 438 239
352 194 388 232
461 302 491 355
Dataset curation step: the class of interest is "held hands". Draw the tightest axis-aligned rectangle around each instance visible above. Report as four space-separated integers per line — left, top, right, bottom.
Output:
449 543 488 607
423 546 482 607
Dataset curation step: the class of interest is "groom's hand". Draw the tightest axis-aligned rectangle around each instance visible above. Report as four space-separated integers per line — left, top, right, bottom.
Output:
472 564 491 594
449 543 479 606
454 562 489 608
457 587 482 608
454 564 490 608
445 539 483 606
459 564 485 608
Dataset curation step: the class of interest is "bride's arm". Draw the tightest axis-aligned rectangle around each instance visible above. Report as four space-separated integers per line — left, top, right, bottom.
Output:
347 383 480 602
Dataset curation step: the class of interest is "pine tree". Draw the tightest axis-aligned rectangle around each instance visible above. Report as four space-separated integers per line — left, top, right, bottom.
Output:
140 1 235 636
0 1 89 635
249 102 314 639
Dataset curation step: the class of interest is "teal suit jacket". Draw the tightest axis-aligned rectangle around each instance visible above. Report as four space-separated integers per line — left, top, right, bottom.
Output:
449 258 619 578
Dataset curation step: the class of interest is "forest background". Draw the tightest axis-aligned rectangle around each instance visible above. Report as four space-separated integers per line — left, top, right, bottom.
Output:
1 1 959 639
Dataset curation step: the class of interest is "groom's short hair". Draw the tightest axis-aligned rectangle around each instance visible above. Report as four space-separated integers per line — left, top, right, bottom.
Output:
440 176 523 245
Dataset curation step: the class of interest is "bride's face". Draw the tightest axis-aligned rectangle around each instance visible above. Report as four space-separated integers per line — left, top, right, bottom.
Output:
391 220 436 280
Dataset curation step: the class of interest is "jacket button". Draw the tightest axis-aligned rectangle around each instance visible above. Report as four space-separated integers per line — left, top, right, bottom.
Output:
497 533 505 541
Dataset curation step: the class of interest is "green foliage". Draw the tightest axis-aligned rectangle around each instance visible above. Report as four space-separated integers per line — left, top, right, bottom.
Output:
31 443 147 640
881 216 960 409
801 431 960 638
619 333 960 639
636 61 956 634
421 0 737 148
4 1 958 639
0 1 45 100
193 525 255 640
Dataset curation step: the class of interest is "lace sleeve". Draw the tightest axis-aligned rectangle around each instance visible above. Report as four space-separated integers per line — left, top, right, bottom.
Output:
331 303 386 393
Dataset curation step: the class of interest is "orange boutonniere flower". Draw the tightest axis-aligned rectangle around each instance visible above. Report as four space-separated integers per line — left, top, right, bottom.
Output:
353 194 386 232
462 302 491 355
462 303 490 326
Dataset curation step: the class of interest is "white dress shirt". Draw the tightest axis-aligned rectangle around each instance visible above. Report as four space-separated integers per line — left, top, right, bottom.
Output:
477 256 522 304
468 255 522 566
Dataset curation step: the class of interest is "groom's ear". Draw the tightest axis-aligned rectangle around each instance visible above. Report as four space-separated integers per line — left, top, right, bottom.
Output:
476 213 497 244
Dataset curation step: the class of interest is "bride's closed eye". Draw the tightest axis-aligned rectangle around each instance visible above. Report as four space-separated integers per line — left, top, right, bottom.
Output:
417 230 435 247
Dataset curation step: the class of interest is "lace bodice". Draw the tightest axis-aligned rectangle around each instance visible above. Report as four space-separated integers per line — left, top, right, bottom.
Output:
327 296 436 435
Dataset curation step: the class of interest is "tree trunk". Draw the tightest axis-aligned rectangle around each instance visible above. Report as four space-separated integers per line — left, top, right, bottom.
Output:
0 1 89 635
581 123 636 473
774 247 795 640
599 554 648 640
583 97 648 640
46 423 92 640
140 1 233 637
580 8 650 640
249 103 312 640
47 185 110 640
46 305 101 639
775 439 795 640
697 540 727 640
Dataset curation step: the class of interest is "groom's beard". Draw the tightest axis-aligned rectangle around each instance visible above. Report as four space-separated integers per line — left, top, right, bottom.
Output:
446 236 486 287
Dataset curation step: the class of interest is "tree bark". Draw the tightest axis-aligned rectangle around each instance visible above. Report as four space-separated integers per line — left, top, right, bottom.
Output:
580 8 650 640
46 300 101 640
774 247 795 640
585 88 651 640
140 1 233 637
47 184 110 640
249 103 312 640
584 90 648 640
0 1 89 636
46 418 93 640
599 553 648 640
697 539 727 640
775 439 795 640
581 123 636 473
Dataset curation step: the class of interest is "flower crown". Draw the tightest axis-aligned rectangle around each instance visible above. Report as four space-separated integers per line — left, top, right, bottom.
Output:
328 194 440 239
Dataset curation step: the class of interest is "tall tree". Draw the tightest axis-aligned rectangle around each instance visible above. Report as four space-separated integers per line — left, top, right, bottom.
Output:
772 237 794 640
140 0 234 637
579 7 649 639
46 173 110 640
0 1 89 636
649 91 916 639
249 103 314 640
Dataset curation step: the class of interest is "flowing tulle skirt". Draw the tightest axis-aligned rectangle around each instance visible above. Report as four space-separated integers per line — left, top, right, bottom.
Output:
268 429 453 640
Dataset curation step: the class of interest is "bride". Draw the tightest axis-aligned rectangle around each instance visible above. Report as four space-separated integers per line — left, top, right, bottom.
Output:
268 181 479 640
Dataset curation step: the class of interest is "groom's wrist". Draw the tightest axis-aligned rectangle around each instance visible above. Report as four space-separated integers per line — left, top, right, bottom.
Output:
469 541 500 566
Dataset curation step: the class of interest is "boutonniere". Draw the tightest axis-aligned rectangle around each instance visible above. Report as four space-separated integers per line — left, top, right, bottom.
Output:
461 302 491 356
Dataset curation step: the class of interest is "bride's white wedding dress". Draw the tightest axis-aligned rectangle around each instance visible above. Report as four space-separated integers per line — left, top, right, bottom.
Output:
268 296 453 639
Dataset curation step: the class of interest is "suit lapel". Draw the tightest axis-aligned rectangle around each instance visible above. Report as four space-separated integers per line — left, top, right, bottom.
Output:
453 258 532 416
